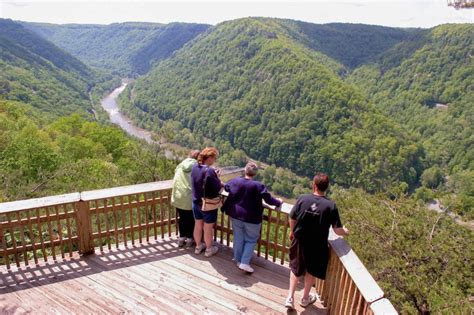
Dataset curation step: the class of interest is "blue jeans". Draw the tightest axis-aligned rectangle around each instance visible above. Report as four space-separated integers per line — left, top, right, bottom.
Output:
231 218 261 265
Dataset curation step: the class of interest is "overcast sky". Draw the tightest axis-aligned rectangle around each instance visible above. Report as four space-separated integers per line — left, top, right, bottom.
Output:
1 0 472 28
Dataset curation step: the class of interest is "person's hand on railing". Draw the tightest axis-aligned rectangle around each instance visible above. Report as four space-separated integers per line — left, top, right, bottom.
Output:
275 198 284 211
333 225 350 236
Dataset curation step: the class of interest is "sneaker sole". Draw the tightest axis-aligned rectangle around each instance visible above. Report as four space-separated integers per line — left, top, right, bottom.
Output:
299 298 317 307
204 252 218 257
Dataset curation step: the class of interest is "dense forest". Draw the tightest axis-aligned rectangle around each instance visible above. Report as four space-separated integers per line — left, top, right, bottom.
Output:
348 24 473 219
0 19 176 200
119 18 425 193
0 19 94 117
1 17 473 313
22 21 210 75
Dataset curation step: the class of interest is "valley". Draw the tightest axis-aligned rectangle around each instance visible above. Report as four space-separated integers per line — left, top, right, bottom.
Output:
0 17 472 313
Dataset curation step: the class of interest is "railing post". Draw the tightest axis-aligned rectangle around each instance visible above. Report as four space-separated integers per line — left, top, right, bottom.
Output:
76 200 94 255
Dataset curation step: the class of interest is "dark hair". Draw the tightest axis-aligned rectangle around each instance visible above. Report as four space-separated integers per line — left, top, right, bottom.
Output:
189 150 200 159
197 147 219 164
313 173 330 192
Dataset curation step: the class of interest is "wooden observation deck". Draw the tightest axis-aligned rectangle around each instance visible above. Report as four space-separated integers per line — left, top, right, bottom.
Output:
0 181 396 314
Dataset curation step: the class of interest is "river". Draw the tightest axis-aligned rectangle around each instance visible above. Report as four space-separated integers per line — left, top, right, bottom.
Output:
100 82 157 144
100 83 245 176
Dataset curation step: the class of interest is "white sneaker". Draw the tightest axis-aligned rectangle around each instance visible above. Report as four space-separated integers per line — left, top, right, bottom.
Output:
194 243 206 254
232 258 240 267
185 238 194 247
238 263 254 273
300 293 318 307
204 245 219 257
177 237 186 247
285 297 295 309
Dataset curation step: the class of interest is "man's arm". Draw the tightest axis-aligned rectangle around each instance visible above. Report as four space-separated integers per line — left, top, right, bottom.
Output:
289 218 297 240
333 226 349 236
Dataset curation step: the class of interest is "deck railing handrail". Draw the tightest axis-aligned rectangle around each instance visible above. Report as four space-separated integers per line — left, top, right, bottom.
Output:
0 180 397 314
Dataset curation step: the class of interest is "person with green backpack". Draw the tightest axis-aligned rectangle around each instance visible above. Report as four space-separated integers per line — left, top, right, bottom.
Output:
171 150 200 248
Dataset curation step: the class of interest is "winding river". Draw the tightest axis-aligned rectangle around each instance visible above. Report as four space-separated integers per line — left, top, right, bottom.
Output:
100 82 245 176
100 82 156 144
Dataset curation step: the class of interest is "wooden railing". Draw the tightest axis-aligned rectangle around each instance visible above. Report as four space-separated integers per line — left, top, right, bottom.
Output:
0 180 396 314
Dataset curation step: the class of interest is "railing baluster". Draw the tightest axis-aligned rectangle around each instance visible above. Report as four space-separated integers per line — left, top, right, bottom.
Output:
54 205 65 259
152 192 157 240
219 211 224 244
355 290 364 314
136 194 143 243
345 279 356 315
8 212 20 267
159 191 165 239
26 209 38 264
272 210 280 262
264 207 272 260
16 211 28 265
104 198 112 250
257 213 262 257
174 196 179 237
166 190 172 237
120 196 127 245
280 213 289 264
112 198 119 248
95 200 103 251
226 213 231 246
328 254 342 312
44 207 56 261
64 204 74 257
35 208 47 262
0 216 10 269
145 192 150 242
128 195 135 245
336 268 349 314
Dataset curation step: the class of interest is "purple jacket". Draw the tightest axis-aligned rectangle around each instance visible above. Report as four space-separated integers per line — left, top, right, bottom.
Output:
223 177 282 224
191 163 222 205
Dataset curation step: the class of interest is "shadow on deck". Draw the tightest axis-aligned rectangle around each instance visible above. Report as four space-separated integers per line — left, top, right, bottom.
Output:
1 237 326 314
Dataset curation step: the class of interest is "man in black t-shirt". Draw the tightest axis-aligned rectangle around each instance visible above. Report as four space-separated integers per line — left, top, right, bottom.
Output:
285 173 349 309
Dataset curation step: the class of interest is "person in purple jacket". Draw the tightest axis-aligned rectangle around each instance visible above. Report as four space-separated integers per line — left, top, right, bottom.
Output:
191 147 223 257
223 162 282 273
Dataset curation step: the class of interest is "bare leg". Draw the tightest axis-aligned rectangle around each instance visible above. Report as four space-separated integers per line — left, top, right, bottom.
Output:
194 219 204 247
203 222 214 248
302 273 315 299
287 271 299 299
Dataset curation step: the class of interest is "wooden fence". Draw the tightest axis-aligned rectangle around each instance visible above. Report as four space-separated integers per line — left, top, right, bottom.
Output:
0 180 396 314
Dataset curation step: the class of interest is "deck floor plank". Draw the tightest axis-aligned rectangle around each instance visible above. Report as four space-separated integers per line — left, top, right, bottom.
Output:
1 237 327 314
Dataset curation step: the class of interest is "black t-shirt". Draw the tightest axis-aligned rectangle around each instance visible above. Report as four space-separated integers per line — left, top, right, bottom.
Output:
289 194 342 246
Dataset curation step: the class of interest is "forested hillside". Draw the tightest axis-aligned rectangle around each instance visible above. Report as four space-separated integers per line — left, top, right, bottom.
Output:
120 18 424 192
275 20 420 70
22 21 210 75
0 19 176 200
349 24 473 217
0 19 95 117
0 99 175 202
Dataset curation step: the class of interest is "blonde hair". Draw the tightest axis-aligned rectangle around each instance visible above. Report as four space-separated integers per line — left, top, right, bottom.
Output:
198 147 219 164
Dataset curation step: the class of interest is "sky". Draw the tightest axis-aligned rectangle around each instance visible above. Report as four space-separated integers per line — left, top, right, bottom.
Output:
1 0 472 28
